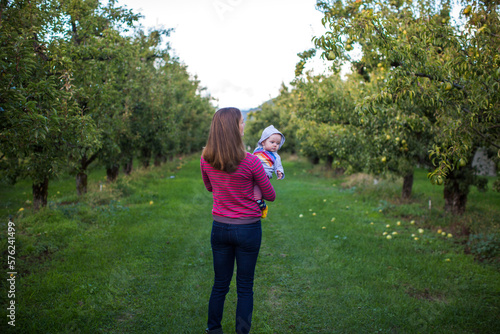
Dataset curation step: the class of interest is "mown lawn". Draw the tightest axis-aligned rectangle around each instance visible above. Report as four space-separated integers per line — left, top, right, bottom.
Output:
1 155 499 333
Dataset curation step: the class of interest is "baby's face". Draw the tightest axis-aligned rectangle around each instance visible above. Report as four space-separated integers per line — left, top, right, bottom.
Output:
262 134 282 152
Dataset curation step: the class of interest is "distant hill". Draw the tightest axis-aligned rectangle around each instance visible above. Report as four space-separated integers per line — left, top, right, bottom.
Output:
241 107 259 121
241 99 273 121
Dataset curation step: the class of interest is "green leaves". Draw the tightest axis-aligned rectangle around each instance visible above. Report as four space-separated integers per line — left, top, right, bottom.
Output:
314 0 500 178
1 0 213 206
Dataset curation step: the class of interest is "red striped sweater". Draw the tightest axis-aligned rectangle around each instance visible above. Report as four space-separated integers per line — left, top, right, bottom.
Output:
201 153 276 224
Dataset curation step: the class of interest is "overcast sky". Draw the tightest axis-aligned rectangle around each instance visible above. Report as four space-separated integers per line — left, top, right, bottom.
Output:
119 0 330 110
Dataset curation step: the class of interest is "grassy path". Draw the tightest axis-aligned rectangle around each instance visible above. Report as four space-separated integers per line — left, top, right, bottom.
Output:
1 156 499 333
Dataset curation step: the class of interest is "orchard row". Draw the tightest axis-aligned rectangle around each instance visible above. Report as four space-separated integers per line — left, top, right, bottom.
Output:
244 0 499 215
0 0 214 210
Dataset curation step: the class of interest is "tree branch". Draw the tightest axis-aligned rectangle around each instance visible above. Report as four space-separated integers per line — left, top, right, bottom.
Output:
80 151 99 170
371 19 390 47
71 20 82 45
145 54 162 61
81 55 114 62
32 33 52 61
0 1 4 27
461 107 500 150
86 152 99 167
414 72 465 90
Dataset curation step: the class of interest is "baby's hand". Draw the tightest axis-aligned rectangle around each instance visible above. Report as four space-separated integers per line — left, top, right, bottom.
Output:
277 171 283 180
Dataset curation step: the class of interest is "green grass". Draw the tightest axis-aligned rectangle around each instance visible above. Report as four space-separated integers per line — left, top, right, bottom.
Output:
1 155 499 333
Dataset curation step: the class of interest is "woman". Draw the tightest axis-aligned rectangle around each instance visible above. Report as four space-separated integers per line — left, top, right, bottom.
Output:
201 107 276 334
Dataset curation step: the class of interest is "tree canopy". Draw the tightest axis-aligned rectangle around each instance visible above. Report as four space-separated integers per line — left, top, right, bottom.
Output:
246 0 498 214
314 0 499 176
0 0 214 210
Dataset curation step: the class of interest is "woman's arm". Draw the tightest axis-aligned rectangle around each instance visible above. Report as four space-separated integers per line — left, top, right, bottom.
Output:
200 158 213 192
253 158 276 202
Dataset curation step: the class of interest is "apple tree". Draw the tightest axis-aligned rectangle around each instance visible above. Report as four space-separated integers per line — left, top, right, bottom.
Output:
313 0 497 213
52 0 141 193
357 89 437 198
0 0 101 210
124 29 213 169
290 73 364 172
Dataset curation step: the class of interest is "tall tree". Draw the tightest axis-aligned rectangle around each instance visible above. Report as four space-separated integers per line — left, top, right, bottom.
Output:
54 0 140 193
313 0 497 213
0 0 100 210
1 0 215 208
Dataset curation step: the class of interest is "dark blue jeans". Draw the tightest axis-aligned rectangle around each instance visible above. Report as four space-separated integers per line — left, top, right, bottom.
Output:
207 220 262 334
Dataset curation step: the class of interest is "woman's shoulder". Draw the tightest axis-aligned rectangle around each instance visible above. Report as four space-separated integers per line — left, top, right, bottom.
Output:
241 152 261 168
200 154 211 168
244 152 259 162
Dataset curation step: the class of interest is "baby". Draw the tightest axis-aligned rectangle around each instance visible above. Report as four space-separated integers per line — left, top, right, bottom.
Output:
253 125 285 218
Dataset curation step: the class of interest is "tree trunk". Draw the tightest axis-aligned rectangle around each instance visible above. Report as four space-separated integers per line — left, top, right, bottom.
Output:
76 153 97 196
76 172 87 196
402 172 414 199
325 156 334 170
444 181 468 215
334 167 345 176
140 147 151 169
106 164 119 182
154 153 162 167
123 157 133 175
32 178 49 211
443 166 473 215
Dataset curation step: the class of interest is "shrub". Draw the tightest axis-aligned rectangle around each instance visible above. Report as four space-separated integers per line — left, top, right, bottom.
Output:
467 233 500 268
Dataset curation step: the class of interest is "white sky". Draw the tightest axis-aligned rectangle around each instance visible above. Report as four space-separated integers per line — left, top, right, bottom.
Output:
118 0 330 110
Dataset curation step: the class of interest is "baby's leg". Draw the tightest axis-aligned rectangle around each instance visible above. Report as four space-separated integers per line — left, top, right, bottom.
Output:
253 184 263 201
254 184 267 218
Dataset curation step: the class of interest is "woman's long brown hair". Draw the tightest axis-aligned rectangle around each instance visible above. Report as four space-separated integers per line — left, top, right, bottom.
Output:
202 107 246 173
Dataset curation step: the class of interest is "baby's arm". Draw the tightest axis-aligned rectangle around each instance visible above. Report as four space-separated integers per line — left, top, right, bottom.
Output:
253 184 263 201
275 154 285 180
